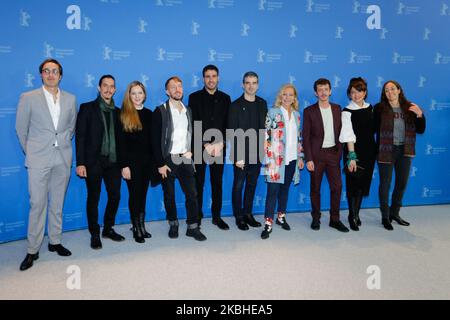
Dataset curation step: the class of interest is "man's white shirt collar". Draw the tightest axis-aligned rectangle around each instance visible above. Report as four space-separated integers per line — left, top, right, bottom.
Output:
169 100 186 113
42 86 60 100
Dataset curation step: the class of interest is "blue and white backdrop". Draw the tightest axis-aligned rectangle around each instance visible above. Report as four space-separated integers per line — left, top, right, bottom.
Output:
1 0 449 243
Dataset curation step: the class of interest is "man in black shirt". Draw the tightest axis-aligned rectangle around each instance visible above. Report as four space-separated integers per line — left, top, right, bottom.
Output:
189 65 231 230
227 71 267 230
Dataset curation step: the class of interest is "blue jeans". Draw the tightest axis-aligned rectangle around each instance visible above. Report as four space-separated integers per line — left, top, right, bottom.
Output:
264 161 296 220
378 145 412 219
232 163 261 218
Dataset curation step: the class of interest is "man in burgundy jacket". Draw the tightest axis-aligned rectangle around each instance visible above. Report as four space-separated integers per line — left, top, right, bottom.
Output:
302 78 349 232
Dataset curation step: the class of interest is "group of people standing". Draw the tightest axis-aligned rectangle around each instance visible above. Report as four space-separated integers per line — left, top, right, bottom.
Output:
15 59 426 271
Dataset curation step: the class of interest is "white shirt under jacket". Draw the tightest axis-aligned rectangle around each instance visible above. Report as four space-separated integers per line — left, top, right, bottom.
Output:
169 101 189 154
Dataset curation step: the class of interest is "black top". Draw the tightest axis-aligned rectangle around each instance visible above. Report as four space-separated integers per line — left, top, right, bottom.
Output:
188 87 231 145
343 105 377 165
227 94 268 164
342 105 377 196
118 108 152 169
118 108 159 186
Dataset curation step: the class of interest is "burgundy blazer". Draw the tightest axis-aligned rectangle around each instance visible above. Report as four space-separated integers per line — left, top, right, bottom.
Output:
302 102 343 162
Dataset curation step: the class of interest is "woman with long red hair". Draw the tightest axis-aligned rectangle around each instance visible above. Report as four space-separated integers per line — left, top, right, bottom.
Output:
119 81 158 243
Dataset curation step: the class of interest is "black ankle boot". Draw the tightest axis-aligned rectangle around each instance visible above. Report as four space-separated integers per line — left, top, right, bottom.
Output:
348 214 359 231
139 212 151 238
347 196 359 231
132 217 145 243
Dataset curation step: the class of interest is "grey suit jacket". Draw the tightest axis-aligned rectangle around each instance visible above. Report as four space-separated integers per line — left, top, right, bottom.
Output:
16 87 77 168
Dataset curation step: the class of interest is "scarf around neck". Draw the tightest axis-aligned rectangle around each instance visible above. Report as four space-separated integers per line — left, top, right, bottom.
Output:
98 96 117 163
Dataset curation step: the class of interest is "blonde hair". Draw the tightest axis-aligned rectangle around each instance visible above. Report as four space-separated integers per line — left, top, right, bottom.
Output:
120 81 146 132
274 84 299 111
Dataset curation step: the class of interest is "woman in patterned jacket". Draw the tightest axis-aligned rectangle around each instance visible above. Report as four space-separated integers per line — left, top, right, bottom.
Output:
262 84 304 239
374 80 426 230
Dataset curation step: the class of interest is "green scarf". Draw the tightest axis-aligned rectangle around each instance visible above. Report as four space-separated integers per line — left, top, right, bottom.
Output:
98 96 117 163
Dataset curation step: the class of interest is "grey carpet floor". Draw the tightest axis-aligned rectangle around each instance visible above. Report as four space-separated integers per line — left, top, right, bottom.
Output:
1 205 449 300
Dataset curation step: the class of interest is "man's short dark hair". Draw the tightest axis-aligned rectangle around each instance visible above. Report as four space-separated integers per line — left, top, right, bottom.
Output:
98 74 116 87
313 78 331 92
39 58 63 76
202 64 219 77
242 71 259 83
165 76 183 89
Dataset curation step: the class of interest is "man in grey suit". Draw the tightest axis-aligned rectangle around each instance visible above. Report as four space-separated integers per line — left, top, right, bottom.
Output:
16 59 77 271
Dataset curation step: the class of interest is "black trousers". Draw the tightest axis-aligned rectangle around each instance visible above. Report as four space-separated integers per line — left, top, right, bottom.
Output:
161 157 199 226
378 145 412 219
85 157 121 236
194 161 224 219
232 163 261 218
125 163 150 221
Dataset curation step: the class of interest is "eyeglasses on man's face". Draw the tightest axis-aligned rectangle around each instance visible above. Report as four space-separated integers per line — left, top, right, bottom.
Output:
42 68 60 75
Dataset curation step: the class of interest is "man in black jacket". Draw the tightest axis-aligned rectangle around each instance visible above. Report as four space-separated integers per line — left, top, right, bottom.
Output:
188 65 231 230
151 76 207 241
227 71 267 230
75 75 125 249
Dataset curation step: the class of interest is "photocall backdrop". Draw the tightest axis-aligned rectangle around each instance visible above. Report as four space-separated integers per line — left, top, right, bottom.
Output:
1 0 449 243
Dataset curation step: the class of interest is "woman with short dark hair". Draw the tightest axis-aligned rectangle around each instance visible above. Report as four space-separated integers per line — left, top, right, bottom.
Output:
339 77 377 231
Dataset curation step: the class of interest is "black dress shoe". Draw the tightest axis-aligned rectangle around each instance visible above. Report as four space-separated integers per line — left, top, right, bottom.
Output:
186 227 207 241
261 224 272 239
276 216 291 231
236 218 249 231
102 228 125 242
48 244 72 256
90 235 102 249
329 220 350 233
311 219 320 230
245 214 262 227
212 217 230 230
20 253 39 271
382 218 394 230
168 225 179 239
390 215 410 226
